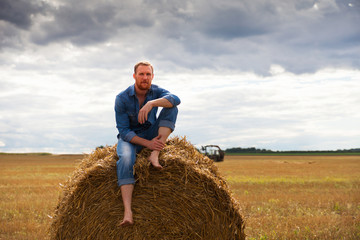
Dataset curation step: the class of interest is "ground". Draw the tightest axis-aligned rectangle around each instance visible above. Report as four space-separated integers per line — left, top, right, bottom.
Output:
0 153 359 239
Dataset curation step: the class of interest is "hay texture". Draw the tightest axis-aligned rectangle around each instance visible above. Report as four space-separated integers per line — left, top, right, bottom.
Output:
50 137 245 240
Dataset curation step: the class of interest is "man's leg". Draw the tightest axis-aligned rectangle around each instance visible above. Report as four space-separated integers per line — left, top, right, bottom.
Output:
116 138 138 226
120 184 134 226
148 127 171 169
148 106 178 168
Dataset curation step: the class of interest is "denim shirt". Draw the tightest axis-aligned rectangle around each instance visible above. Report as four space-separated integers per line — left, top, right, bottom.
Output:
115 84 181 142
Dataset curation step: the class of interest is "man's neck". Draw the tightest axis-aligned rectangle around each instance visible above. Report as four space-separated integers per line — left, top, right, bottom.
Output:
134 86 149 108
135 88 148 98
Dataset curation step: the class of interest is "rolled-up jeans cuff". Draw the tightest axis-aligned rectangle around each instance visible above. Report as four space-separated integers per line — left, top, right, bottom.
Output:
118 178 135 186
159 119 175 131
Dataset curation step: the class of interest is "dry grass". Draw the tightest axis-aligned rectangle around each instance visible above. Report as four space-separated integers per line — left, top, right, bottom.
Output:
217 155 360 239
1 150 360 239
50 138 244 239
0 154 81 240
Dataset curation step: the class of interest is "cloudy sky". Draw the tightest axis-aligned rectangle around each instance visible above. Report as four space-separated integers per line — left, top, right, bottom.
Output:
0 0 359 153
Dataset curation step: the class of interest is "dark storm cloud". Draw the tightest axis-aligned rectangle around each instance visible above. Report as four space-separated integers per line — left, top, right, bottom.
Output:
201 8 270 39
196 1 279 39
294 0 317 10
31 0 156 46
1 0 359 73
146 0 359 73
0 0 50 49
0 0 48 29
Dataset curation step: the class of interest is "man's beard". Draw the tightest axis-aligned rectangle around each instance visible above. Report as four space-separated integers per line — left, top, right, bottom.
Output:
137 82 151 90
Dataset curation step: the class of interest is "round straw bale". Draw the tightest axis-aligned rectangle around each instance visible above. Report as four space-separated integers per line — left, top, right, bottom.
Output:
50 137 245 240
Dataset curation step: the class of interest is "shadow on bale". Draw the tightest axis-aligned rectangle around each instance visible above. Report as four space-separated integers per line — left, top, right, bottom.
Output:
50 137 245 240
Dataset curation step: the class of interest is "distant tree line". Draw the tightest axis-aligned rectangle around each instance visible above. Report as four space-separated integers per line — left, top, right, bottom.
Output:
225 147 273 153
225 147 360 154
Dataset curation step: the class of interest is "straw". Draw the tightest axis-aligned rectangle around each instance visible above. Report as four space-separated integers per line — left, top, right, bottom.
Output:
50 136 245 239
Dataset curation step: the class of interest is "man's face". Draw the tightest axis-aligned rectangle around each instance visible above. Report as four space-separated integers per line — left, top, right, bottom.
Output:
133 65 154 91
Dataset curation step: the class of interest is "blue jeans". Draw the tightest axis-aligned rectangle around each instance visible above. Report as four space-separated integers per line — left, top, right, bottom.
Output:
116 107 178 186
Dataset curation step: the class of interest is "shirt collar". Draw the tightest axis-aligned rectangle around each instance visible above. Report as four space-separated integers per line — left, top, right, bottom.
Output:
129 84 136 96
129 84 153 96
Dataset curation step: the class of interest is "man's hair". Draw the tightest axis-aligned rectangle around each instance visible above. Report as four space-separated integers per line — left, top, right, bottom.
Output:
134 61 154 74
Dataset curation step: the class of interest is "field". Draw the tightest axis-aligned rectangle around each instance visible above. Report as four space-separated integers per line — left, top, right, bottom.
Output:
217 155 360 239
0 153 359 239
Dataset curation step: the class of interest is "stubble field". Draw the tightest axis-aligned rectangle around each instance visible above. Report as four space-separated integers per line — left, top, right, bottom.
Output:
0 153 359 239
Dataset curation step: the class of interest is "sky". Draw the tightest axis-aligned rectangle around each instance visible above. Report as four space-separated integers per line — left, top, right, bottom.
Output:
0 0 359 153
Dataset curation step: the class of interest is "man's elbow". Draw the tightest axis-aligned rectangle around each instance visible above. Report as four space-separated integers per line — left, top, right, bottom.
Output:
169 95 181 106
175 96 181 106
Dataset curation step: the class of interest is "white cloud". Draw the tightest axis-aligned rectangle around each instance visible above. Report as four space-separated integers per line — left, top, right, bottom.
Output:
1 0 359 153
172 67 360 150
1 65 359 152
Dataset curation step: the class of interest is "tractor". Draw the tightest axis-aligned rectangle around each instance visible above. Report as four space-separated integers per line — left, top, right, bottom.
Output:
201 145 225 162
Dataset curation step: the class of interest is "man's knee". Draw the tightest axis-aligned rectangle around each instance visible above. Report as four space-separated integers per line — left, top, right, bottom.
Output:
156 106 178 132
165 106 178 115
159 106 178 121
117 140 136 167
117 153 133 168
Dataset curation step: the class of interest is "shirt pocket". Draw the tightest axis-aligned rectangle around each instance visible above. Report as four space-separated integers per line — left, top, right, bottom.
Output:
127 112 138 126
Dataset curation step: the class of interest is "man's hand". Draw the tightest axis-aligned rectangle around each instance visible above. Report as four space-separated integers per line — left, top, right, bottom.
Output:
138 102 153 124
138 98 173 124
147 135 165 151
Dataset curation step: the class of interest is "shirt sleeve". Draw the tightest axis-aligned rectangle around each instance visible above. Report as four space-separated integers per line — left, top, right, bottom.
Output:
156 87 181 106
115 95 136 142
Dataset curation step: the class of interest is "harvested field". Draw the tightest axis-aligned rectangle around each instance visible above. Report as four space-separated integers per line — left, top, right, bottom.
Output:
1 142 359 239
218 155 360 239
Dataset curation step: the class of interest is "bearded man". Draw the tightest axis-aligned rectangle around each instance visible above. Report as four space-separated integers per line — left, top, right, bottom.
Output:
114 61 180 226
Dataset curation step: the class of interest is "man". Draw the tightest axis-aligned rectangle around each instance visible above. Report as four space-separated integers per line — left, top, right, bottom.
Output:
114 61 180 226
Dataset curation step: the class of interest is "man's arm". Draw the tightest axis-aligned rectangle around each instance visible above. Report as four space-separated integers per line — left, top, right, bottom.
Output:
116 96 166 150
138 98 173 124
134 97 175 149
115 95 137 142
149 97 174 108
130 135 165 151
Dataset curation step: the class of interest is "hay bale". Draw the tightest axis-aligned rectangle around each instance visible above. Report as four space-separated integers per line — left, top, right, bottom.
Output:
50 137 245 240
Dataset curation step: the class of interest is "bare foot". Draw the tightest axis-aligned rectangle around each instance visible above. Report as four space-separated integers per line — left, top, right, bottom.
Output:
120 211 133 227
149 151 163 169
